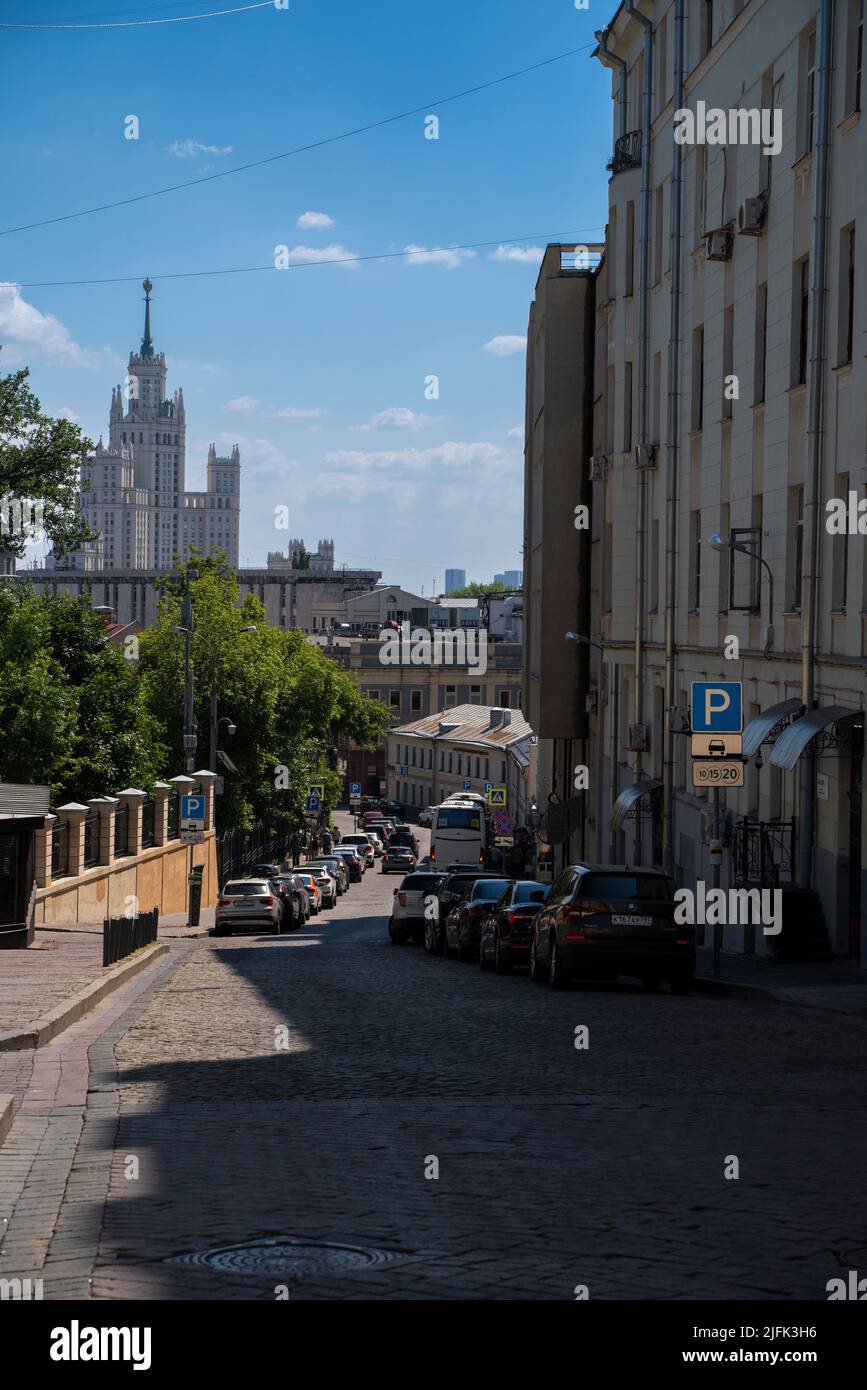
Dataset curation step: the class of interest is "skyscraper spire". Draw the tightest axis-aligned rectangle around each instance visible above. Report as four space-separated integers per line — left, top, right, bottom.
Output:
141 277 154 359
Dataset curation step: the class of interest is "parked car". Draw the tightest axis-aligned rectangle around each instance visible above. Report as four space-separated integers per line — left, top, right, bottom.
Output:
332 846 363 882
269 875 302 929
529 864 694 992
378 799 403 816
295 872 322 914
423 869 507 955
341 833 375 868
307 865 337 908
388 871 444 944
250 862 282 879
279 872 313 922
382 844 417 875
444 878 511 961
365 830 385 857
479 880 549 973
417 806 434 827
310 857 348 894
215 880 281 936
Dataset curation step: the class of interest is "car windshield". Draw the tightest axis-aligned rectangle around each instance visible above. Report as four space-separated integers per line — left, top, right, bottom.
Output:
224 881 270 895
514 882 547 904
579 873 676 901
471 879 510 900
436 808 481 829
446 876 482 895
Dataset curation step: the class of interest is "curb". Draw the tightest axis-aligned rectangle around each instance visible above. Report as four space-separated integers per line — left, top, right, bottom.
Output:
693 975 779 1004
0 941 170 1054
0 1093 14 1146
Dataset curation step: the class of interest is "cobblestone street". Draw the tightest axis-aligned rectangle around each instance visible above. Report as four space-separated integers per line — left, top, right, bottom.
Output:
2 824 866 1302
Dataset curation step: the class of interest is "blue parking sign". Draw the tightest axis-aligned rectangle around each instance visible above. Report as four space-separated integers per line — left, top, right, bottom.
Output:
691 681 742 734
462 780 472 791
349 782 361 795
180 794 205 826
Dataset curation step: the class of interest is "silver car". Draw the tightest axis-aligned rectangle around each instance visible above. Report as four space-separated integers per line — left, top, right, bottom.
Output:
310 857 348 894
215 880 282 936
308 865 337 908
389 871 444 943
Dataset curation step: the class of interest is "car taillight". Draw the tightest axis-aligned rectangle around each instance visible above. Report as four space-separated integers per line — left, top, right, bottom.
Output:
260 896 274 905
507 911 525 925
217 899 229 907
564 900 618 917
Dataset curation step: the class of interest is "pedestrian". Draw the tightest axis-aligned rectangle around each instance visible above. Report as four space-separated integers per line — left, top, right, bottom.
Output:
310 832 320 858
333 824 342 845
322 827 333 854
290 829 301 869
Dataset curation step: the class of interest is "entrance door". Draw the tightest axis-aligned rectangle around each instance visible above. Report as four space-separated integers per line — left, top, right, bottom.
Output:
848 723 863 960
0 831 21 926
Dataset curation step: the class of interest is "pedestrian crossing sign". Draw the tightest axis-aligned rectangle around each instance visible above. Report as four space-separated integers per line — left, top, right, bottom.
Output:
308 784 324 801
486 786 507 807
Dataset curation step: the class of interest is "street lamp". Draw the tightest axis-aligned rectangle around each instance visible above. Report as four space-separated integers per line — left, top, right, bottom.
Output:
564 630 605 654
173 623 257 772
709 533 774 656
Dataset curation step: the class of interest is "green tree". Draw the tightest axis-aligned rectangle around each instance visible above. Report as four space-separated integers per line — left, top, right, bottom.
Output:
445 580 503 598
0 359 95 558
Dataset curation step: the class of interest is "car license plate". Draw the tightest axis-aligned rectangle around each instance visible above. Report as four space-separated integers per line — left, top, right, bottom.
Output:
611 914 653 926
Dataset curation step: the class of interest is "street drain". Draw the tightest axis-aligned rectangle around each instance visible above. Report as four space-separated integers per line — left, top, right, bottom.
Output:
166 1236 409 1279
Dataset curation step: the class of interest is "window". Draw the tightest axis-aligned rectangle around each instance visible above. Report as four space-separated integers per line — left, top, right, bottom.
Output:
448 752 453 773
653 186 664 285
484 758 490 779
469 684 482 705
657 14 668 112
652 351 662 445
649 518 660 613
457 754 462 775
604 522 614 613
695 145 708 243
444 684 457 708
722 304 734 420
690 511 702 611
838 225 856 366
625 201 635 297
389 690 401 711
801 27 818 155
787 486 804 611
754 283 768 404
411 746 417 767
608 206 617 300
794 257 810 386
831 473 850 609
691 326 705 430
623 362 634 452
847 0 865 114
498 690 510 708
500 760 507 783
717 504 730 612
367 690 380 701
410 690 422 712
700 0 714 60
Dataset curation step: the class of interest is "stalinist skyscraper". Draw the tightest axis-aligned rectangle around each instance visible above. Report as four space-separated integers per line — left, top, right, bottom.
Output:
56 279 240 572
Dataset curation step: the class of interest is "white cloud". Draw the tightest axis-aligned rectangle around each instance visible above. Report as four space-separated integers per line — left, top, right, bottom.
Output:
490 244 544 265
268 406 328 420
222 395 260 415
324 441 505 472
281 244 358 268
403 244 475 269
166 138 233 158
58 406 80 422
0 284 98 368
483 335 526 357
297 211 335 229
508 425 524 440
351 407 437 433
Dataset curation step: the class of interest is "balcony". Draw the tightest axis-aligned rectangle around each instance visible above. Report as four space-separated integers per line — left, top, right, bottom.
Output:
607 129 642 176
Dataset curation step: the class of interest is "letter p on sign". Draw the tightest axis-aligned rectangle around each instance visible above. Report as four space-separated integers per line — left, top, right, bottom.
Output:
690 680 743 734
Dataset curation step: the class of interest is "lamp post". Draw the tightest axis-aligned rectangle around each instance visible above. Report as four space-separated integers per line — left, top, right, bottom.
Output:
709 533 775 656
173 623 256 772
565 631 606 862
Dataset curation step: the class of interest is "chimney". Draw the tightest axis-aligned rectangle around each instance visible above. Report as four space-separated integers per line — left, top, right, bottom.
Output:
489 708 511 728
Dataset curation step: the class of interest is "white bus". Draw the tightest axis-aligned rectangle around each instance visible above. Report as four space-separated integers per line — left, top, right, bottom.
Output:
429 800 488 868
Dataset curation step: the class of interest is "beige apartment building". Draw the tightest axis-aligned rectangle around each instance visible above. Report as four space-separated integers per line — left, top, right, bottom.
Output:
526 0 866 959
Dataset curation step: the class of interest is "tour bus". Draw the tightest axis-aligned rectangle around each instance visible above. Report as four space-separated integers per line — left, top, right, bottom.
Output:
429 797 488 868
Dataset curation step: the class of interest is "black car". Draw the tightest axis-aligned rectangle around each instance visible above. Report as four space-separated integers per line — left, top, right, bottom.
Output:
332 846 363 882
271 874 308 927
423 870 509 956
388 827 419 856
444 878 511 961
529 864 694 992
250 862 281 879
479 880 549 973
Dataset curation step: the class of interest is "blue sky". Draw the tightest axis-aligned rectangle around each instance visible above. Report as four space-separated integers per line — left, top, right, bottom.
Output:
1 0 611 591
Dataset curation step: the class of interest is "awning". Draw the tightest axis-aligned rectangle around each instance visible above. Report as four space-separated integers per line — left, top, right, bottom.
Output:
742 697 804 758
610 778 663 833
768 705 863 770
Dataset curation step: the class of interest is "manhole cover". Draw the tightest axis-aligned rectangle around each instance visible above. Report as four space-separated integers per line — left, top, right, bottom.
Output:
166 1236 409 1279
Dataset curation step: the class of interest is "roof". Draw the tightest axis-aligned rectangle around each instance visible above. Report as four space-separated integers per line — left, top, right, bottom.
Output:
390 703 534 750
769 704 863 770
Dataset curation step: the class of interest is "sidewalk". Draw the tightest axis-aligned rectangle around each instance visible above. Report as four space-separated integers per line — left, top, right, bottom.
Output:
695 948 867 1017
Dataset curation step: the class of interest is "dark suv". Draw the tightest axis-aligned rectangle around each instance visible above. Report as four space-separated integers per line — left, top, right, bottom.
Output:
529 864 694 993
444 878 511 961
423 870 509 956
479 879 549 973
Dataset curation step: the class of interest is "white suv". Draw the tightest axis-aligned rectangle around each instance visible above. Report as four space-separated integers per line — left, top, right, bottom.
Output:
342 833 376 868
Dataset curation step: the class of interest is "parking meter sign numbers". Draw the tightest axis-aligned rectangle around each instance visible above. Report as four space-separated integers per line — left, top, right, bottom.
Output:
692 760 745 788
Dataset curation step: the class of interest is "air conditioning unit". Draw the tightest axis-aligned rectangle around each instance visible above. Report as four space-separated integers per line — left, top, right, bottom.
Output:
737 197 767 236
705 227 733 261
635 444 657 470
627 722 649 752
588 454 608 482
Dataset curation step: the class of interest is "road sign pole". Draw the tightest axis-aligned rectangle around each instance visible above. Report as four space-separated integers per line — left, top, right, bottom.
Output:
712 787 721 979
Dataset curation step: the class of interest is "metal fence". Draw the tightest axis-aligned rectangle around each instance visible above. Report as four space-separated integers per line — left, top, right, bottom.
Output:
167 795 179 840
732 818 796 887
51 820 69 878
114 804 129 858
141 799 155 849
102 907 159 967
83 811 100 868
217 823 294 887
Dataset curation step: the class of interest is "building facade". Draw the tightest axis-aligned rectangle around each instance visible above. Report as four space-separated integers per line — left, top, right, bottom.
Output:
524 0 866 959
444 569 466 595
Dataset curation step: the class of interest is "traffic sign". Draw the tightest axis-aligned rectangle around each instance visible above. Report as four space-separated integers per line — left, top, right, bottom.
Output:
692 759 745 788
691 733 743 757
690 681 742 734
462 779 472 791
400 766 408 776
349 782 361 795
180 828 205 844
308 784 324 801
305 795 321 813
180 793 206 829
483 782 493 795
494 811 514 835
486 786 507 807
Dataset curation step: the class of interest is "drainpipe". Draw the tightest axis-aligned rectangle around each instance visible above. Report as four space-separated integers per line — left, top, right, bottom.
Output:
627 1 653 865
594 27 628 142
798 0 836 888
663 0 685 876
